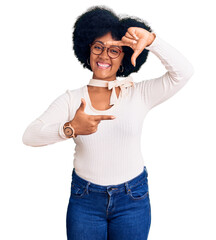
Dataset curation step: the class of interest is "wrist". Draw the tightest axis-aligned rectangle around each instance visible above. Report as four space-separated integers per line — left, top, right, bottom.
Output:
147 33 156 47
63 121 76 138
70 120 78 137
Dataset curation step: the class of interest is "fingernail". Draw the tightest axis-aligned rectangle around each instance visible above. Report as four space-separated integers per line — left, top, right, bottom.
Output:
111 116 116 119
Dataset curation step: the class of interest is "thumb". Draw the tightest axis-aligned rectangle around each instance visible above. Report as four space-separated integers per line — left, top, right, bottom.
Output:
131 49 141 67
78 98 86 111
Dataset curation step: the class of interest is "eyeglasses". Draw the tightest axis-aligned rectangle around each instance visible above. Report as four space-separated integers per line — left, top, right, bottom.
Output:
90 41 123 59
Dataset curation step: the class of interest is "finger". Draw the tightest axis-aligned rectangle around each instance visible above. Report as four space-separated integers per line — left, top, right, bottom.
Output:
105 37 136 47
104 40 125 46
125 31 135 40
127 28 139 40
136 38 148 50
131 49 142 67
121 36 137 46
95 120 101 124
131 39 149 66
93 115 116 121
78 98 86 111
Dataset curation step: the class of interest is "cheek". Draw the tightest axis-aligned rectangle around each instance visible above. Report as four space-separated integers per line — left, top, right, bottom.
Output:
113 63 121 70
113 55 124 68
112 58 123 70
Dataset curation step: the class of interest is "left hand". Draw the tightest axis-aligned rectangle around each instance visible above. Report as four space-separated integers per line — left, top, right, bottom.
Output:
105 27 156 67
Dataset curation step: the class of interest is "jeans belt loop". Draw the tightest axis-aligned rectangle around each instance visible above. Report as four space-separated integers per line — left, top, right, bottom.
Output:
86 182 90 194
124 182 131 194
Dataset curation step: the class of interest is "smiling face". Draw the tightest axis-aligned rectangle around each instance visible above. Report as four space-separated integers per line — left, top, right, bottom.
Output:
89 32 124 81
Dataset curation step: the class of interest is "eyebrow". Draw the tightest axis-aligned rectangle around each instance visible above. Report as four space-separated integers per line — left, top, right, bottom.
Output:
94 40 104 45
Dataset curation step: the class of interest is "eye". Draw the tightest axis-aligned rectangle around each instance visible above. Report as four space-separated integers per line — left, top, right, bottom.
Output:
109 48 120 54
93 44 103 50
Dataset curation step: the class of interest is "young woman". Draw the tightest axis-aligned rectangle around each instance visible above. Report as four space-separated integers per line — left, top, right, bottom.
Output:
22 6 194 240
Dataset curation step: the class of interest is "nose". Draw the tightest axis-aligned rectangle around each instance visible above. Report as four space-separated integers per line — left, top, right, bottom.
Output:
99 47 110 59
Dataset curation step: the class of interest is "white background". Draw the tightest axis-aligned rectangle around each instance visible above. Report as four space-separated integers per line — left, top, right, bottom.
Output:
1 0 215 239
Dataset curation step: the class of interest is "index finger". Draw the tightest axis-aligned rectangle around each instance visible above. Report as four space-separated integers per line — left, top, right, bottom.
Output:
104 40 125 47
93 115 116 121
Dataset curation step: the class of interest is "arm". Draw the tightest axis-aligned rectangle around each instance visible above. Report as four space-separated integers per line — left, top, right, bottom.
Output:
105 27 194 109
22 90 72 147
138 33 194 109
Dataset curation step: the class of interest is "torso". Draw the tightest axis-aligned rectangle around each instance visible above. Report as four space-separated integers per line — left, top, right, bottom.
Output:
87 86 121 111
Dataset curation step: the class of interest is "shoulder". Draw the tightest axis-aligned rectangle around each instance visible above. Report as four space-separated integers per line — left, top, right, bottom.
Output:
64 85 84 99
63 85 86 110
128 76 148 92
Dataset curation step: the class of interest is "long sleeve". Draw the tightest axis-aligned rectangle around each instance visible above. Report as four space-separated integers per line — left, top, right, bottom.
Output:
137 33 194 110
22 90 72 147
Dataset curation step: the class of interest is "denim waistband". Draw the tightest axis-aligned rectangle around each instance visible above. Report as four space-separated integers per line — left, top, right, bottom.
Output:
71 166 148 193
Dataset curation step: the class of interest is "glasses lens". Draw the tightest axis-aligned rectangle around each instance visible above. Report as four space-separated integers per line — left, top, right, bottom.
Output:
91 44 103 55
108 47 121 58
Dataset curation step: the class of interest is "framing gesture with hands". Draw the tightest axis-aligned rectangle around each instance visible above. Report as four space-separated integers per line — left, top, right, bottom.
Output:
22 6 194 240
105 27 156 66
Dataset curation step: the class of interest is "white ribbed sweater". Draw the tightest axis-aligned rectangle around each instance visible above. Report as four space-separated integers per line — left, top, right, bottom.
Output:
22 34 194 186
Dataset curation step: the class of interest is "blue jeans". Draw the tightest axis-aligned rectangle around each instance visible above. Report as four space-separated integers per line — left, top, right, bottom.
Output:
66 166 151 240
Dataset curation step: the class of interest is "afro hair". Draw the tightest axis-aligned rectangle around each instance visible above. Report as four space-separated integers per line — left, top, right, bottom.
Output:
73 6 153 77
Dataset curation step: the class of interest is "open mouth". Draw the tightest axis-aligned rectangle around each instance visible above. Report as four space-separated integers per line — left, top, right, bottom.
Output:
97 62 111 69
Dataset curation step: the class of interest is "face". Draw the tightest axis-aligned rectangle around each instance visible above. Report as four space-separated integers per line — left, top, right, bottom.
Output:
89 32 124 81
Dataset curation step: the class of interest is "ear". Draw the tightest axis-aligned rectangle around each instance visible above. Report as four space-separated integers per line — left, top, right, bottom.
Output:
118 65 124 73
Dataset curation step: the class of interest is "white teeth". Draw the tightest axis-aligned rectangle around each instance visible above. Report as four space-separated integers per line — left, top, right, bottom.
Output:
97 62 110 68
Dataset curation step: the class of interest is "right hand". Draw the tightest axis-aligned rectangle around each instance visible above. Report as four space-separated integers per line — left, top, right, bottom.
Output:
70 98 116 137
105 27 156 67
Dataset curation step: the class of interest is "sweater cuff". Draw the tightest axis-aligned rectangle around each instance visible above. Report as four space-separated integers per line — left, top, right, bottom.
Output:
59 122 68 139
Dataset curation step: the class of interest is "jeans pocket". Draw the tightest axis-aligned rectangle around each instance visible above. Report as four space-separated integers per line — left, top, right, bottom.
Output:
70 182 87 199
128 178 149 201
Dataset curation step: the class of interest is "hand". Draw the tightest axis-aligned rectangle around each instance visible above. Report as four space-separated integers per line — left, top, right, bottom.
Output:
70 98 116 137
105 27 156 67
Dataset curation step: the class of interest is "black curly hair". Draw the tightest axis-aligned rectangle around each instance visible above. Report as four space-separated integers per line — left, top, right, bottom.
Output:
73 6 153 77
